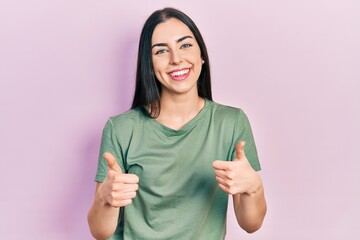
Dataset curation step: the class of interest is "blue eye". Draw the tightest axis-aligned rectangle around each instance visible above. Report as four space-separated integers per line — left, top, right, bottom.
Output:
155 49 168 55
180 43 192 49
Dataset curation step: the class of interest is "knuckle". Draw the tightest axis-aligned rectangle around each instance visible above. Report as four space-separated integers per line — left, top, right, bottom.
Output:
227 172 234 180
115 175 123 182
134 176 140 183
109 199 120 208
131 191 137 198
110 191 117 199
109 182 118 191
123 199 132 206
110 182 118 190
215 176 221 183
229 189 236 195
128 174 139 183
106 196 114 205
225 164 233 171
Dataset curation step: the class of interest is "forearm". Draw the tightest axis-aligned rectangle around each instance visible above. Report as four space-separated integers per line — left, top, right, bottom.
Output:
87 192 120 240
233 182 267 233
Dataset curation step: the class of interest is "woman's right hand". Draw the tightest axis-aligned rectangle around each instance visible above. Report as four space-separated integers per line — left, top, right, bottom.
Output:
97 152 139 208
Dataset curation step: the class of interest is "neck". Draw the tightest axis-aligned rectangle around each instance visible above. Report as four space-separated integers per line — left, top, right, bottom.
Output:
156 91 205 130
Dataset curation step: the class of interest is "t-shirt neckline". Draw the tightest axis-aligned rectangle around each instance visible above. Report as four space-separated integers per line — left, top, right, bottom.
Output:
148 98 211 136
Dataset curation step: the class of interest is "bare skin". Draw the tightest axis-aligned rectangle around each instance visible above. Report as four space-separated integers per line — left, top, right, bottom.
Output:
213 141 267 232
87 153 139 239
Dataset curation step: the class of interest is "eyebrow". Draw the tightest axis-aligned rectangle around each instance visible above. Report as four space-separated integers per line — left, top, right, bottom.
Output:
151 35 193 49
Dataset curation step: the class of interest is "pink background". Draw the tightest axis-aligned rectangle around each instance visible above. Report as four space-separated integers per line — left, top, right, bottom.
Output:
1 0 359 239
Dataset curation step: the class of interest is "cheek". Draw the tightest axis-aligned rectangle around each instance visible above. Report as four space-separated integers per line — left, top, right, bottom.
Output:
152 58 168 73
187 50 202 66
193 57 203 70
152 60 166 82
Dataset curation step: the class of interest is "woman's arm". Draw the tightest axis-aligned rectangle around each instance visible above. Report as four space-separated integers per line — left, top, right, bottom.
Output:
88 153 139 240
88 183 121 240
232 175 266 233
213 141 267 233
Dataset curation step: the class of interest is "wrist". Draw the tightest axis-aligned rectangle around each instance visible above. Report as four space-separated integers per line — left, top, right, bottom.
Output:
95 185 111 207
245 173 263 196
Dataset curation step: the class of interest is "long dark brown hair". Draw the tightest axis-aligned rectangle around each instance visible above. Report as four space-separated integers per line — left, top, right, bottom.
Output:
131 8 212 118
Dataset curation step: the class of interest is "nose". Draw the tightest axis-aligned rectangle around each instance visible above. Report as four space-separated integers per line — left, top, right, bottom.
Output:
169 49 182 65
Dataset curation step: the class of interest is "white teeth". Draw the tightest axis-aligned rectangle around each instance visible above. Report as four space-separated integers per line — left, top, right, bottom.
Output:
170 69 189 77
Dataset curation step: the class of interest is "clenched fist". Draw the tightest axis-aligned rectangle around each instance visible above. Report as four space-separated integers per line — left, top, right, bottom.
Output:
98 152 139 207
212 141 261 196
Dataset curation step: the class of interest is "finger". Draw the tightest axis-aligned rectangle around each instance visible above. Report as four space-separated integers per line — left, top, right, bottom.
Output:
112 183 139 192
103 152 122 173
214 169 236 181
218 182 240 195
214 169 228 179
215 174 236 188
108 198 133 208
215 175 229 186
111 190 137 200
217 183 231 195
114 174 139 184
117 199 133 207
235 141 246 161
212 160 231 170
121 191 137 200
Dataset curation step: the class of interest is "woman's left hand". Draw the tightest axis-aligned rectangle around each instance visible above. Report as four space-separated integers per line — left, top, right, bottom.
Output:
212 141 262 196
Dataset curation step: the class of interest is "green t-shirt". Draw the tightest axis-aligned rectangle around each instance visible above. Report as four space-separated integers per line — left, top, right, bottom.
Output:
96 99 260 240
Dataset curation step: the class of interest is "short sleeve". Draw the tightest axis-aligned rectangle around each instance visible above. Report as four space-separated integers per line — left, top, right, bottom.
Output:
95 119 125 182
231 109 261 171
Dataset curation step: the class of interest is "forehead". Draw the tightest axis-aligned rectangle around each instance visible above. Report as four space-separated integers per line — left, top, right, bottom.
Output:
151 18 195 43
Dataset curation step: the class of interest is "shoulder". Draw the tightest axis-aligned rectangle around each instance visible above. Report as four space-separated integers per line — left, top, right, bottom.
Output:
104 108 148 137
208 100 248 122
109 108 146 126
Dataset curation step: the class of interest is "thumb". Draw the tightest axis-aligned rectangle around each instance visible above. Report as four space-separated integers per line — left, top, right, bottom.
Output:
234 141 246 161
103 152 122 173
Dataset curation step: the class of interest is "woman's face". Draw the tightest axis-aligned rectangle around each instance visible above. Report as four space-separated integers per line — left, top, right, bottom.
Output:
151 18 203 97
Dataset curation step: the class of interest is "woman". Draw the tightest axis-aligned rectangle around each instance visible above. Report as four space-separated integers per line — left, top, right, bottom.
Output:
88 7 266 240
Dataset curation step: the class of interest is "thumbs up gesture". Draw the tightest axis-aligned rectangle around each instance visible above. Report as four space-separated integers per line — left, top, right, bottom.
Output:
212 141 261 196
98 152 139 208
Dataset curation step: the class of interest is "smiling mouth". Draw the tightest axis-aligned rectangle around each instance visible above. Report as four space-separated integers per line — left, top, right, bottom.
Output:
169 68 190 77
